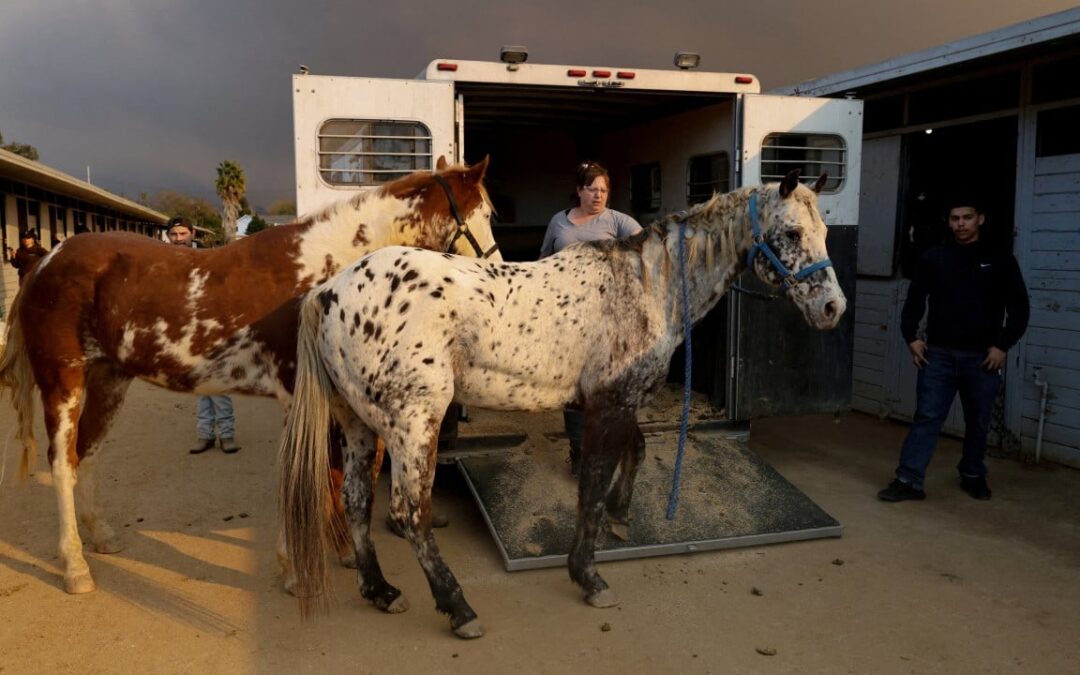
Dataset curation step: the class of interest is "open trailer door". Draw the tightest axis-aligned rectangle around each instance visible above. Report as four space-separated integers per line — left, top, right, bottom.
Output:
729 94 863 420
292 75 456 215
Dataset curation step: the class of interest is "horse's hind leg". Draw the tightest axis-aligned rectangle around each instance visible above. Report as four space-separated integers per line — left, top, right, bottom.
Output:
604 416 646 541
387 408 482 638
74 361 132 554
568 401 629 609
38 371 95 593
334 405 407 614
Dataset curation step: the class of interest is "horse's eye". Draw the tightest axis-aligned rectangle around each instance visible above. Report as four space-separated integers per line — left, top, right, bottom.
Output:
786 230 801 242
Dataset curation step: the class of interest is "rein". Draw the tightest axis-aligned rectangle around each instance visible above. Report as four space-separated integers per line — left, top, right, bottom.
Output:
745 192 832 292
666 215 693 520
432 175 500 259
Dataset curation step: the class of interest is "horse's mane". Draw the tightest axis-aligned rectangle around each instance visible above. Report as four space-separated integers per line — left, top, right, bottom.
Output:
298 162 489 227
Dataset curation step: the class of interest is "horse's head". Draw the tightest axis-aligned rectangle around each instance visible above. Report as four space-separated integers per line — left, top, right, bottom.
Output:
749 171 846 329
389 156 501 262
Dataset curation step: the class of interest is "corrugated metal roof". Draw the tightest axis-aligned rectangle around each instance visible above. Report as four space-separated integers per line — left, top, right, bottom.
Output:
0 147 167 223
774 7 1080 97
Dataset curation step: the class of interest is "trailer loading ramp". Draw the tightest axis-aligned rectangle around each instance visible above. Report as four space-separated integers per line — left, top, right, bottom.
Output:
446 415 841 572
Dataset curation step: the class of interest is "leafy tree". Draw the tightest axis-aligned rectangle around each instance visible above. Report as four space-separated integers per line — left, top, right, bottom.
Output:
0 131 40 160
266 199 297 216
215 160 246 243
245 214 270 236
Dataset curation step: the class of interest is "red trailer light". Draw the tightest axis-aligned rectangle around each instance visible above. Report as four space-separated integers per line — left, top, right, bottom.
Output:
437 62 458 71
593 70 612 78
735 75 754 84
567 68 587 77
617 71 636 79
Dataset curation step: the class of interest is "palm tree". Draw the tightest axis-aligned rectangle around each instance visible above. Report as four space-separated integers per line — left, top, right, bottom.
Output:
215 160 246 243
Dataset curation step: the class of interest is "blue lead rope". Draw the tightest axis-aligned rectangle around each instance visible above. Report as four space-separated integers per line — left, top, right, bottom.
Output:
666 217 693 520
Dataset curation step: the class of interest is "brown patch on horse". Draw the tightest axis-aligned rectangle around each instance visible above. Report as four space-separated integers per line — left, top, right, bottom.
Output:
352 223 370 247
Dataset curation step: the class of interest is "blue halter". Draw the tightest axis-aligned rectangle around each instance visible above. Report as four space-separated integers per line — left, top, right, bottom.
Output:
745 193 832 292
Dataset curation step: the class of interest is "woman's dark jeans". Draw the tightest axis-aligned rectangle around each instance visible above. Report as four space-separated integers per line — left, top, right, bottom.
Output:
896 346 1001 490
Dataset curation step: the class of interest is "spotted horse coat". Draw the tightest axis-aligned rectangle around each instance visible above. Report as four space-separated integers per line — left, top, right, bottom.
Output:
279 171 846 638
0 157 499 596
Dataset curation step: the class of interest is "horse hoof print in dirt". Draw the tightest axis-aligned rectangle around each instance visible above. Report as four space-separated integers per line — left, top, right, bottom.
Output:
280 170 845 638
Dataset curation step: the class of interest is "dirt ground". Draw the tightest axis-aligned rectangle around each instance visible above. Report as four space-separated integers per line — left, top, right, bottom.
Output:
1 381 1078 674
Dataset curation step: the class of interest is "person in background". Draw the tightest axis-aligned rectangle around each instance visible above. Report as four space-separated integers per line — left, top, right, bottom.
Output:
6 229 49 285
540 160 642 475
166 216 241 454
878 197 1028 503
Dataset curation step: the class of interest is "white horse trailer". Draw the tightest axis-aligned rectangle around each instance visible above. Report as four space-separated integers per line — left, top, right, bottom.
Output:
292 57 863 423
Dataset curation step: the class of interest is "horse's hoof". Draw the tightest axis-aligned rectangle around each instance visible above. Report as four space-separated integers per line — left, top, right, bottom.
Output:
608 521 629 541
453 618 485 639
585 588 619 608
282 577 298 597
64 572 96 594
379 594 410 614
93 538 124 554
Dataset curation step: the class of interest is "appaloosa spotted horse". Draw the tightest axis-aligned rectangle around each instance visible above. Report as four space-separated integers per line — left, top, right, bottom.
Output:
0 157 499 596
279 170 846 638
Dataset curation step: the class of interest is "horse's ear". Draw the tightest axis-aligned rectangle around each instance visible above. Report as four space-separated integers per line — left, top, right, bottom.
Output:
435 155 449 170
779 169 802 198
467 155 490 181
812 173 828 194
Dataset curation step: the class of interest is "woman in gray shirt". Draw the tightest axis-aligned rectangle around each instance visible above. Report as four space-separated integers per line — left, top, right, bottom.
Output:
539 160 642 475
540 161 642 258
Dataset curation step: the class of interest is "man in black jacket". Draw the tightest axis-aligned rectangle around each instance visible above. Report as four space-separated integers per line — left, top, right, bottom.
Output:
879 198 1029 502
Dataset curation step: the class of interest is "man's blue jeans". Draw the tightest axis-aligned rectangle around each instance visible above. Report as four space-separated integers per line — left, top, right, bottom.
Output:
896 346 1001 490
197 395 235 441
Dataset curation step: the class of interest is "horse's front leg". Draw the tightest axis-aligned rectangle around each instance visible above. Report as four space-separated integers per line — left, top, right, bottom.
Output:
604 414 646 541
336 408 407 614
568 401 628 608
388 411 482 639
40 374 95 594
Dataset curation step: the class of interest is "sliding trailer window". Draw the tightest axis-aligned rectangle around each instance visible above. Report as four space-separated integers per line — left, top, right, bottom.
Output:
761 134 845 192
318 120 432 186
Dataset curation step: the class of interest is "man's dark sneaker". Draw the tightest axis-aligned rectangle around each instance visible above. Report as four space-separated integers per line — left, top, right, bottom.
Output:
961 476 992 501
190 438 215 454
877 479 926 502
220 437 241 454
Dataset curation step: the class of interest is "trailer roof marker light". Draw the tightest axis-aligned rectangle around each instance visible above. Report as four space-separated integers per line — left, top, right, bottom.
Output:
436 62 458 71
617 71 636 79
499 45 529 71
674 51 701 70
567 68 587 77
593 70 611 78
735 75 754 84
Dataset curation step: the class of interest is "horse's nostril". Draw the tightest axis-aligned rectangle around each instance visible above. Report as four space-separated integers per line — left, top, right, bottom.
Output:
824 301 837 319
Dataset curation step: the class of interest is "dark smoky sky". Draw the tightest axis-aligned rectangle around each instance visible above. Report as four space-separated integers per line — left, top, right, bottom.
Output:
1 0 1074 210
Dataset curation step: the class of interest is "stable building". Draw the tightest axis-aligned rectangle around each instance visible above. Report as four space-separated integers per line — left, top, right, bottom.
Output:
778 8 1080 467
1 148 167 318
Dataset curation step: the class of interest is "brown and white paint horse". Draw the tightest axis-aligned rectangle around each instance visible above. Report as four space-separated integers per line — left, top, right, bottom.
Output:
0 158 498 595
279 171 846 638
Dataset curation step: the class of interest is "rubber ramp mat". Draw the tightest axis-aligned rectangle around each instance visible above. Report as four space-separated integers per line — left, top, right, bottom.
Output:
457 431 840 571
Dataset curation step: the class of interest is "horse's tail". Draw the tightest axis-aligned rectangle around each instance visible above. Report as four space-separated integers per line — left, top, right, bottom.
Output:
0 290 39 480
278 288 335 617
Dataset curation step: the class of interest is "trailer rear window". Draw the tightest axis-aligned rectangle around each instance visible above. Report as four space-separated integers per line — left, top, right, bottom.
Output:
687 152 730 204
318 120 432 186
761 134 845 193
